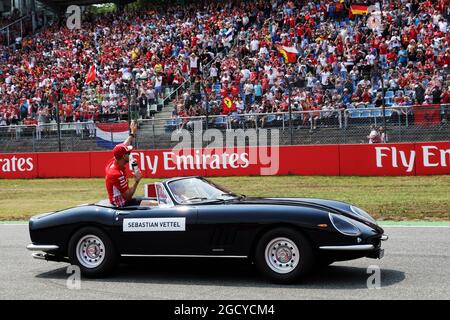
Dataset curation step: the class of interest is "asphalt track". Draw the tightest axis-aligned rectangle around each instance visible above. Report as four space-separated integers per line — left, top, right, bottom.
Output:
0 224 449 300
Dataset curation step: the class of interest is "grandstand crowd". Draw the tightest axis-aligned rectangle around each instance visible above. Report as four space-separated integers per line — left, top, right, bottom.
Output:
0 0 449 129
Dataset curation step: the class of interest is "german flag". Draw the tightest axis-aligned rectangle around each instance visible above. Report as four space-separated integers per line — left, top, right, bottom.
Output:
350 4 369 15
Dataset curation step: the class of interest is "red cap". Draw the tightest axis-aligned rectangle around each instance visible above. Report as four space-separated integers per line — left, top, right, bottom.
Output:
113 143 133 159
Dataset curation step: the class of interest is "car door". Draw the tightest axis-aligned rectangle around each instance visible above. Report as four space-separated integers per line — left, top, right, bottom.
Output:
113 205 200 255
195 204 256 256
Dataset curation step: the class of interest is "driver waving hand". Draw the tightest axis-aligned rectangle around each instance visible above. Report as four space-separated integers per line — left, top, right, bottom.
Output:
105 121 142 207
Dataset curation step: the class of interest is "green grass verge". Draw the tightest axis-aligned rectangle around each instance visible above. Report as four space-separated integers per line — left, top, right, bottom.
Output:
0 176 449 221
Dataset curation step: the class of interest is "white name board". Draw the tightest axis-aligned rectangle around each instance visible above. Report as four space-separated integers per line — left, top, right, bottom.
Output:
123 218 186 232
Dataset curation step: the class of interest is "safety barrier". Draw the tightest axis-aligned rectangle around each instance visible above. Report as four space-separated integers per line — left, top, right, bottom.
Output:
1 141 449 179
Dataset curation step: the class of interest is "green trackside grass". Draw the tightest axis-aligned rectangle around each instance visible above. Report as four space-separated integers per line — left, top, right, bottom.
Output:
0 176 449 221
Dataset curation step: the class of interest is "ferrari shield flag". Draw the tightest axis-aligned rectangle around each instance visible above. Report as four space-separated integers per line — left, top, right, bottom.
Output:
413 105 441 125
96 122 129 149
222 96 236 113
277 46 298 64
350 4 369 15
85 64 96 85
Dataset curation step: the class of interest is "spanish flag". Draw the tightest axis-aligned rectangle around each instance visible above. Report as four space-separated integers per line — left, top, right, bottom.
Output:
277 45 298 64
350 4 369 15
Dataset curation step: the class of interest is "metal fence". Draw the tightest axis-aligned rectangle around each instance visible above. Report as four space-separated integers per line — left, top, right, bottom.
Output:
0 105 449 153
0 10 53 47
1 14 33 47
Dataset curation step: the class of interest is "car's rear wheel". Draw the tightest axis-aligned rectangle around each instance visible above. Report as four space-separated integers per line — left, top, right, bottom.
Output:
68 227 118 277
254 227 314 284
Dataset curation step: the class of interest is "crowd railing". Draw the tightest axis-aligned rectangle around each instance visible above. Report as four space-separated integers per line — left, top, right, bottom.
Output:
0 104 448 152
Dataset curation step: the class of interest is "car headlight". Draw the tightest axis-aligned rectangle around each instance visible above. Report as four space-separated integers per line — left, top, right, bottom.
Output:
350 205 376 223
329 213 362 236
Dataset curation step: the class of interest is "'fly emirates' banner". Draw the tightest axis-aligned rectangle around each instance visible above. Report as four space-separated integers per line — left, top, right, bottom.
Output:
0 142 449 179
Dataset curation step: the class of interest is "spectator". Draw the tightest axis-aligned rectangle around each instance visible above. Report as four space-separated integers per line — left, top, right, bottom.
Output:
138 93 148 120
379 126 388 143
367 125 382 144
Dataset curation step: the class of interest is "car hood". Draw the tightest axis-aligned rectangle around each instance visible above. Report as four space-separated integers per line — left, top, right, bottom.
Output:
236 197 379 228
276 198 352 212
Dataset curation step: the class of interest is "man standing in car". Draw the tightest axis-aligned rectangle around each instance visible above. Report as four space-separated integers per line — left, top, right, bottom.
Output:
105 121 142 207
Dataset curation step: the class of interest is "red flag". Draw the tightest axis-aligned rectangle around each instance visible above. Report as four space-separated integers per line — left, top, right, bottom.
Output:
413 105 441 125
24 60 32 70
85 65 96 85
222 96 236 114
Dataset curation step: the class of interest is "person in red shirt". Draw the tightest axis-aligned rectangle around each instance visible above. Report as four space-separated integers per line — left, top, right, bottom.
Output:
361 89 372 103
387 50 397 63
105 121 142 207
191 36 198 48
65 104 73 122
231 84 240 97
441 89 450 104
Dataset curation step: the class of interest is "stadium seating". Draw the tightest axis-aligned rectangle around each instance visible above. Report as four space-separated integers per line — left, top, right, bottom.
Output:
384 91 395 107
0 0 448 141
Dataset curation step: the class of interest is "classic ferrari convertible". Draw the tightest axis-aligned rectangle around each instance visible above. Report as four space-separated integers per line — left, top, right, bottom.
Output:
27 176 388 283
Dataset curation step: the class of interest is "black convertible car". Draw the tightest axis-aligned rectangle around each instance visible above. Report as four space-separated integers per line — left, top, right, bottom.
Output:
27 176 388 283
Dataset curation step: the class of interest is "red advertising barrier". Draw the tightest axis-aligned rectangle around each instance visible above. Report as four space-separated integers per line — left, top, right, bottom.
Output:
90 151 112 177
37 152 91 178
1 142 449 179
339 143 417 176
414 142 450 175
0 153 38 179
278 145 340 176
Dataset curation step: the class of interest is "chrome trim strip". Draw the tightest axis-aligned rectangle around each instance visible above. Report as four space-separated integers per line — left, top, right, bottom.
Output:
381 235 389 241
121 254 247 258
26 244 59 251
319 245 375 251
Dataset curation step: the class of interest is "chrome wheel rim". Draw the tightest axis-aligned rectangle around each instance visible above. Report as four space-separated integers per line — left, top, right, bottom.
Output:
76 235 105 268
264 237 299 274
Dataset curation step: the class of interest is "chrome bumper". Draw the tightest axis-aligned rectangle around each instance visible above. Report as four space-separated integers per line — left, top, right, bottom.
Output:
320 235 387 259
27 244 59 252
27 245 67 262
30 251 67 262
31 252 47 260
319 244 375 251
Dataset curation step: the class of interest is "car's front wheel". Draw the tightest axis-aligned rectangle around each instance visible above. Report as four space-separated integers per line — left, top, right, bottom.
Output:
254 227 314 284
68 227 118 277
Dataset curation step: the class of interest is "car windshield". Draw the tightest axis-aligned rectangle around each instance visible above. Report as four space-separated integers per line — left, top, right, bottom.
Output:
167 177 240 203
